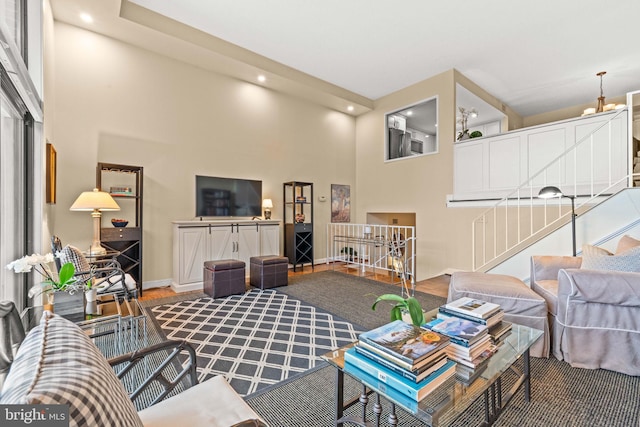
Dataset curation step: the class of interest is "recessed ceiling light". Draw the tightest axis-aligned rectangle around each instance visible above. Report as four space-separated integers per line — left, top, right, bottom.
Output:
80 13 93 23
347 105 354 112
257 75 266 83
406 110 413 116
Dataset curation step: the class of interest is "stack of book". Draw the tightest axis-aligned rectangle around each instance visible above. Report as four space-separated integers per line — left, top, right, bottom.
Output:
344 320 457 401
424 297 505 369
441 297 513 346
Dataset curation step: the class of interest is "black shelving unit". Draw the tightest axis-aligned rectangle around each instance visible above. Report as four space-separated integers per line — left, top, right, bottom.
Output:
96 163 143 297
283 181 313 271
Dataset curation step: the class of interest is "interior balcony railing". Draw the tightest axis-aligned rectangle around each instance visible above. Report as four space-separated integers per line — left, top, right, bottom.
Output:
472 107 632 272
326 223 416 295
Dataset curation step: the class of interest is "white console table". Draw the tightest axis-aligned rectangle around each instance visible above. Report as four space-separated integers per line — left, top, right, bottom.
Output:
172 219 280 293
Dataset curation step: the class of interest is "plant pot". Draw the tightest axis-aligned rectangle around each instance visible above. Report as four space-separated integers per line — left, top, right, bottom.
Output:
85 288 99 315
54 291 85 322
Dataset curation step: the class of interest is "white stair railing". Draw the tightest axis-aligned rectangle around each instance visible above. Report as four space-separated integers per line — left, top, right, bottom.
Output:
472 107 631 271
326 223 416 295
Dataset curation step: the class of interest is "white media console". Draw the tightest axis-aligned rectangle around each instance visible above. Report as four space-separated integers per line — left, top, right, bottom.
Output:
172 219 280 293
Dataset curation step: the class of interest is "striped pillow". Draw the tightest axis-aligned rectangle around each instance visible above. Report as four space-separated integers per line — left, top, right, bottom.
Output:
0 312 143 427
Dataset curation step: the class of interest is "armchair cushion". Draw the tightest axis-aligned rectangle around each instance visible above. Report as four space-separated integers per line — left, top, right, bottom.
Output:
530 255 582 316
0 312 144 427
138 375 266 427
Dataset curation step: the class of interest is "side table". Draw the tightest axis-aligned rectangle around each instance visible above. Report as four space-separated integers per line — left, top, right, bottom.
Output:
22 294 146 359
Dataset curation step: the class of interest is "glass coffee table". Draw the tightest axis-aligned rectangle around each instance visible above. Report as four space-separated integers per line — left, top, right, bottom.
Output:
322 321 542 426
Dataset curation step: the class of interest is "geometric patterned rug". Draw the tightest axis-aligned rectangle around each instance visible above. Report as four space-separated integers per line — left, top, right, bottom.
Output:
149 289 363 396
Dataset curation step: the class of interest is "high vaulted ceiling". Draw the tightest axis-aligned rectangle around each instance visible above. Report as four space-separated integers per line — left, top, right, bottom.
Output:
52 0 639 117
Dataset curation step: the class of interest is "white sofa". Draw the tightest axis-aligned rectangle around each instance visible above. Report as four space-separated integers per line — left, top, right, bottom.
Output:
0 311 267 427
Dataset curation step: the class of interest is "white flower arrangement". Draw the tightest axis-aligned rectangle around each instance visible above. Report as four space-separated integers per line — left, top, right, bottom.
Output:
6 253 82 297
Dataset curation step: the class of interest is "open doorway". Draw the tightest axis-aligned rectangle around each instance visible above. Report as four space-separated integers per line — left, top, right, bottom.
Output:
367 212 416 284
366 212 416 227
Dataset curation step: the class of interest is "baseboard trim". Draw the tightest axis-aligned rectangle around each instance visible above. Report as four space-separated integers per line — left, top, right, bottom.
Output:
142 278 172 290
170 281 204 293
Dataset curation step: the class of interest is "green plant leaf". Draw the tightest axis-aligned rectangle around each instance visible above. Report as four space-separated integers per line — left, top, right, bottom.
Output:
406 297 425 326
372 294 406 311
58 263 75 285
389 306 403 322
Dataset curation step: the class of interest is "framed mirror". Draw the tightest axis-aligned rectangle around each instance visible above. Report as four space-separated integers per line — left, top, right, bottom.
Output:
385 96 438 161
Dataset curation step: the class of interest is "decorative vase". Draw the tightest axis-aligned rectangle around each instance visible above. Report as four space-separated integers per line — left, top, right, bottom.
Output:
457 130 471 141
54 290 85 322
85 288 99 315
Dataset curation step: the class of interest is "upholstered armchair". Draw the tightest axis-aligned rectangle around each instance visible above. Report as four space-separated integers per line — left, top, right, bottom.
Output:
0 310 267 426
530 237 640 376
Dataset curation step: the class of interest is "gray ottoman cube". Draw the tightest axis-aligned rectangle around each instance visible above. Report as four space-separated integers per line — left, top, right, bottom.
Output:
203 259 246 298
250 255 289 290
448 271 550 358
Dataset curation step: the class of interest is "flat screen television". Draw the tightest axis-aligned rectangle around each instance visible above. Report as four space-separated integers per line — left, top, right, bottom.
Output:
195 175 262 218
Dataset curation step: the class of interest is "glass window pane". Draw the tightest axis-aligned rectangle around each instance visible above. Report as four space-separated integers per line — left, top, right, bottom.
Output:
1 0 24 56
0 88 26 304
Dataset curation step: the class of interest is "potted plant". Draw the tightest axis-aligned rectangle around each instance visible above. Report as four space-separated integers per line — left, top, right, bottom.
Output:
6 253 81 313
371 294 426 327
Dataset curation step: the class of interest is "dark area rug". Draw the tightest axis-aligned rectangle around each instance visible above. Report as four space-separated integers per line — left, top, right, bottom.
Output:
278 270 447 330
245 271 640 426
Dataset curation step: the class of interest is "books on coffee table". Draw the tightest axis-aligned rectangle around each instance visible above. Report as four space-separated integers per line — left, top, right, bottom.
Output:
344 346 457 401
438 306 504 328
354 344 449 383
444 297 501 320
358 320 450 370
423 315 488 346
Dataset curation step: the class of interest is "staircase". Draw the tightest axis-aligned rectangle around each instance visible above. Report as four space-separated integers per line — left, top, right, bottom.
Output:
471 105 637 278
487 188 640 281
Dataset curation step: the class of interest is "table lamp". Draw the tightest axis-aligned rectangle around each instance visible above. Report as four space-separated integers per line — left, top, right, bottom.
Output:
70 188 120 255
263 199 273 220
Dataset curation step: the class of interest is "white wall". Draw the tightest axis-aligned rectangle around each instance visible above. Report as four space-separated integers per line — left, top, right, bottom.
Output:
51 22 356 285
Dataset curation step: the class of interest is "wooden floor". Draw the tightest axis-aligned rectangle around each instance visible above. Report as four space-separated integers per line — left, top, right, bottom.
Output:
140 262 450 302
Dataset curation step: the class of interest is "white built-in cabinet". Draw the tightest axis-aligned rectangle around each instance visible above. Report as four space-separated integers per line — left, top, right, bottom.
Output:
172 220 280 293
453 110 628 201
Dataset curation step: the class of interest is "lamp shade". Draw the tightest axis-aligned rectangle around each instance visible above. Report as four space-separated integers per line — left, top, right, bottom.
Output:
537 186 563 199
262 199 273 209
70 188 120 211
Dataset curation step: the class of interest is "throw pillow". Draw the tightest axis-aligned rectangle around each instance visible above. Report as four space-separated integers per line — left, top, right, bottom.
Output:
58 245 92 285
615 235 640 255
581 244 612 257
0 312 144 427
581 244 640 273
